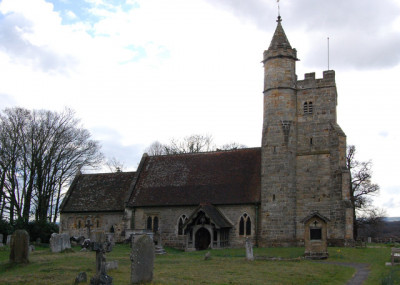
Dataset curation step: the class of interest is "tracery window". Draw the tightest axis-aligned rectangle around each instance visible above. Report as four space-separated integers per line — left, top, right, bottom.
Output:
239 213 251 236
178 215 188 235
303 101 313 114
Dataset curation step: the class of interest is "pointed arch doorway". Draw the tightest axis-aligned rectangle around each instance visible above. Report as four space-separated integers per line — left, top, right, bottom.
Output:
195 227 211 250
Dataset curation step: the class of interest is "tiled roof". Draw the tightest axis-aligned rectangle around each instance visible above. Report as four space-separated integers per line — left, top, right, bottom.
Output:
60 171 136 213
128 148 261 207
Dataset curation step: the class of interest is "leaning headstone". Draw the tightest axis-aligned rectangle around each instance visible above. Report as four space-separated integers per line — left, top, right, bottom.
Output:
75 272 87 284
368 237 372 243
29 245 35 253
9 230 29 263
204 251 211 260
50 233 71 253
130 235 155 284
6 235 11 246
0 234 3 247
245 237 254 261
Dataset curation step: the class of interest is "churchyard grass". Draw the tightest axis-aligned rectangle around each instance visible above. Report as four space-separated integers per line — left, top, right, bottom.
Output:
0 244 398 284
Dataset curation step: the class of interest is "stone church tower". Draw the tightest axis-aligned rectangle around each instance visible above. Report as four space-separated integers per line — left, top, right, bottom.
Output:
260 16 354 246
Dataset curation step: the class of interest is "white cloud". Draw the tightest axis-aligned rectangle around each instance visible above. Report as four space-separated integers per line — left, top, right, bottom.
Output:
0 0 400 216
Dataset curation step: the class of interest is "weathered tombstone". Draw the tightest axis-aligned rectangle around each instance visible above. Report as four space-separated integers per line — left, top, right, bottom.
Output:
245 237 254 261
75 272 87 284
6 235 11 246
130 235 155 284
368 237 372 243
50 233 71 253
36 237 41 245
29 245 35 252
204 251 211 260
89 232 113 285
9 230 29 263
0 234 3 247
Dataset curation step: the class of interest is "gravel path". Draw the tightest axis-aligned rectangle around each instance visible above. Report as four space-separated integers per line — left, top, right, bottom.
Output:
320 262 370 285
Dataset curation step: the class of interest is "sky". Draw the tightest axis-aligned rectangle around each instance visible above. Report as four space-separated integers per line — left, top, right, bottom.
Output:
0 0 399 216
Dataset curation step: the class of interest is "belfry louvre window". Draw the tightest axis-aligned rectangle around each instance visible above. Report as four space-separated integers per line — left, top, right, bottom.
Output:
303 101 313 114
239 213 251 236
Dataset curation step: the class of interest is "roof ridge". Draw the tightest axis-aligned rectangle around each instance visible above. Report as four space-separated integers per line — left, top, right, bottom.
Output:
79 171 136 176
147 147 261 158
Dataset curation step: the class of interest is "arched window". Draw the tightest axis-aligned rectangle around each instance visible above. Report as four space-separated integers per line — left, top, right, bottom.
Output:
147 216 152 230
146 215 159 232
303 101 313 115
178 215 188 235
239 213 251 236
239 217 245 235
153 217 159 232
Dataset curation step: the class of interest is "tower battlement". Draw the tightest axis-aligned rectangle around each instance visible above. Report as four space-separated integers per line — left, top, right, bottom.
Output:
297 70 336 90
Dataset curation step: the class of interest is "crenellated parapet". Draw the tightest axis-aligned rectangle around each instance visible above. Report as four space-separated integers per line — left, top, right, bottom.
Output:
297 70 336 90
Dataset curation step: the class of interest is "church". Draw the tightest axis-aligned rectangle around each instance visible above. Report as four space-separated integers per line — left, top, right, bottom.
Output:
59 17 354 250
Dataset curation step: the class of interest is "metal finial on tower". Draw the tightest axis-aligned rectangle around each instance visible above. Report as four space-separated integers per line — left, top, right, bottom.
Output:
327 37 330 70
277 0 281 18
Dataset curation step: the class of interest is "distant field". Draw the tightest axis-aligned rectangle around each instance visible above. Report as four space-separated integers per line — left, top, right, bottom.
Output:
0 244 399 284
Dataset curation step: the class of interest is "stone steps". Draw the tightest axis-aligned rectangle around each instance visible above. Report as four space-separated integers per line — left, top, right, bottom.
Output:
155 245 166 255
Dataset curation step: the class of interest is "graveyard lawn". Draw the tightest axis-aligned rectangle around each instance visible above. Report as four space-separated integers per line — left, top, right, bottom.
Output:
0 244 399 284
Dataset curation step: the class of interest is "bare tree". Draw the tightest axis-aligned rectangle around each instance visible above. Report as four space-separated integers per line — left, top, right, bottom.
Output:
217 142 247 151
146 134 216 155
105 157 125 172
145 141 167 156
0 107 103 223
347 145 380 239
357 207 386 239
167 134 215 154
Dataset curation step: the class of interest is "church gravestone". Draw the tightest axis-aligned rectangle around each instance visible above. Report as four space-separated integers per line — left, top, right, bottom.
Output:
6 235 11 246
245 237 254 261
9 230 30 264
89 232 113 285
0 234 3 247
50 233 71 253
130 235 155 284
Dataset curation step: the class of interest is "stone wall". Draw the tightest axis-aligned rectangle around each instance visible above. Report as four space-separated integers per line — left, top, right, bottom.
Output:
59 212 125 242
128 204 258 249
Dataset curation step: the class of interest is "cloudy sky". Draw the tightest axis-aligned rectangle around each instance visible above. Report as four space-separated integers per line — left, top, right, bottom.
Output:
1 0 399 216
